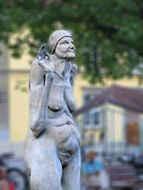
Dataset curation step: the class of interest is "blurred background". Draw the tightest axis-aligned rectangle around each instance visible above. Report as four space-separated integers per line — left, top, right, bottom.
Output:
0 0 143 189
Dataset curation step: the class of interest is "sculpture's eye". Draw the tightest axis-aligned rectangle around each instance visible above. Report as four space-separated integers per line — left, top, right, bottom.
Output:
61 40 69 44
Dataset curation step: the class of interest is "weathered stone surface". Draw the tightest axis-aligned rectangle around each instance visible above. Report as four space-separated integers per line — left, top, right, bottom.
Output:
25 30 81 190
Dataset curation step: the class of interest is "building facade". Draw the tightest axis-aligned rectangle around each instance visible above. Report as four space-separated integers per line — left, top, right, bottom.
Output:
0 43 30 156
76 85 143 156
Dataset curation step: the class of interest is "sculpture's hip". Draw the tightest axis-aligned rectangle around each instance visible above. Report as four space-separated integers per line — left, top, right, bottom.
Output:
48 123 80 166
26 112 80 168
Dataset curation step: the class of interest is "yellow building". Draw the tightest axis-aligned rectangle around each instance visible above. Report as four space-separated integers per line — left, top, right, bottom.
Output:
0 43 30 156
75 85 143 155
0 43 142 156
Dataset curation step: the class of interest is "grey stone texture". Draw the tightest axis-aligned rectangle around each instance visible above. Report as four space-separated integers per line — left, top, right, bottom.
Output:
25 30 81 190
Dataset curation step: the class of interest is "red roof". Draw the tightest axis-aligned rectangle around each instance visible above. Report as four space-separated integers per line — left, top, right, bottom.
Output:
75 85 143 115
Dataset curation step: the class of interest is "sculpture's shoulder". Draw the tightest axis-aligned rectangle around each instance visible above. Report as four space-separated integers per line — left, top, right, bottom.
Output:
32 58 38 65
31 58 40 70
30 58 46 88
30 58 47 75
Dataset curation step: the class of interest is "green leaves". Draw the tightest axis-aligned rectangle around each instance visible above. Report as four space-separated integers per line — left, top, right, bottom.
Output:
0 0 143 83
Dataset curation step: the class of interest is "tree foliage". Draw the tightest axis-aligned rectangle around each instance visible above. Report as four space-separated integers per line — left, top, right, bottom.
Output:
0 0 143 83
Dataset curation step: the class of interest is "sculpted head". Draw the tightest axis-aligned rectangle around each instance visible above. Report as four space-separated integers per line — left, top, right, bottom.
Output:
48 30 76 59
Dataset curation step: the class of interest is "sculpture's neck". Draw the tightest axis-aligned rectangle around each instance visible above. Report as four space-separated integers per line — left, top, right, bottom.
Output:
52 54 72 74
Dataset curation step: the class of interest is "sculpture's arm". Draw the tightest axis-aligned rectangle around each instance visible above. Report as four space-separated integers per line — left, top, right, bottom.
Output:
30 58 45 124
30 58 46 88
70 63 78 86
30 59 53 137
64 63 78 114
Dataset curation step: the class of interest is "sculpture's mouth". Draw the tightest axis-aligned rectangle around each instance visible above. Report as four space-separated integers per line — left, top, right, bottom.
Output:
67 46 76 53
68 49 75 52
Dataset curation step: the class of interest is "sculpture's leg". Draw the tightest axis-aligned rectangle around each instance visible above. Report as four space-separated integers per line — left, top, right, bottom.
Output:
26 133 62 190
62 150 81 190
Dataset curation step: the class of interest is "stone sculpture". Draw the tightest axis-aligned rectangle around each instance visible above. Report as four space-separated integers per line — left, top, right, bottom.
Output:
25 30 81 190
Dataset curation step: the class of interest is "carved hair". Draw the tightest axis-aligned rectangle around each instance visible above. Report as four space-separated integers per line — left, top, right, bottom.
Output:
48 30 72 54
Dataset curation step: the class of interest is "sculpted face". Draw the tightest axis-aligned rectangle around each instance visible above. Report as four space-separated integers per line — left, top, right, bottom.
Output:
55 37 76 59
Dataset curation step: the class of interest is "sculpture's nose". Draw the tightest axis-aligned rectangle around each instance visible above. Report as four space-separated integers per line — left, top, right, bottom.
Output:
70 43 75 51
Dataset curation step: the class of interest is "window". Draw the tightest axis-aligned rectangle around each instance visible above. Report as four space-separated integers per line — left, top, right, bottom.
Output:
84 94 90 103
82 88 104 129
83 109 102 129
93 111 100 125
83 112 90 126
91 109 101 128
126 112 139 146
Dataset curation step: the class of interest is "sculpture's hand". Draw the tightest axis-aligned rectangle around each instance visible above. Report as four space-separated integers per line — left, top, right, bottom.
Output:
37 44 54 73
38 44 49 60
